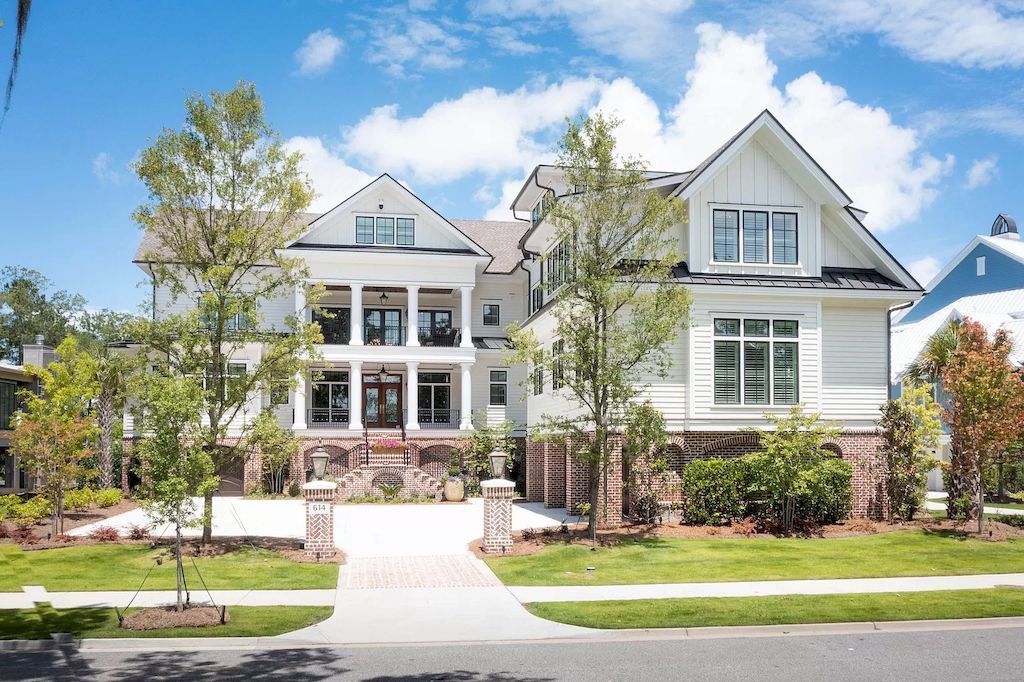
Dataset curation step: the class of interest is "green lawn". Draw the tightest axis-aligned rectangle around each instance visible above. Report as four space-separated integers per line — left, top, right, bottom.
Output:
0 604 333 639
527 588 1024 629
485 531 1024 586
0 544 339 592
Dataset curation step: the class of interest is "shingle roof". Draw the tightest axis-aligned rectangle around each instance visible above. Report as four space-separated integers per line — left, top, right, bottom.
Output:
671 263 909 291
448 219 529 274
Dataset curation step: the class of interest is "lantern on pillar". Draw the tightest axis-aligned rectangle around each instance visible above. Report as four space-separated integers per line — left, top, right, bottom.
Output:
310 442 329 481
488 448 507 479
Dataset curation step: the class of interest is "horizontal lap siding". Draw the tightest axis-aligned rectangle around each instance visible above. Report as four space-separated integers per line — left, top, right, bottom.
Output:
821 303 888 423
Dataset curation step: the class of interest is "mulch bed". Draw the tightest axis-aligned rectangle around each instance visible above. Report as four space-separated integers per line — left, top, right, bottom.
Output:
470 516 1024 558
1 499 139 549
121 605 229 631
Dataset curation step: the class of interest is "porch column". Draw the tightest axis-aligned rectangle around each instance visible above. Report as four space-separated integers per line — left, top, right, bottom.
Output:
460 285 474 348
406 361 420 430
293 369 307 430
460 362 474 430
349 361 363 430
406 285 420 346
295 282 307 324
350 283 364 346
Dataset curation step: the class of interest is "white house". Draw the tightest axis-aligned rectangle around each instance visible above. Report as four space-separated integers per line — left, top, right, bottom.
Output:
127 110 921 516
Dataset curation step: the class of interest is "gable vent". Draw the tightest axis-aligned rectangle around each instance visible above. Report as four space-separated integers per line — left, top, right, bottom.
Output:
991 214 1019 240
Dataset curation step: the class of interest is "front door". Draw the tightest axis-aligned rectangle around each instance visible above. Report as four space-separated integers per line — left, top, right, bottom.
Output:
364 374 402 428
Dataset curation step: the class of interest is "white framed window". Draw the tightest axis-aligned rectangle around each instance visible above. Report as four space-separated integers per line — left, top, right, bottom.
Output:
712 206 800 266
713 317 799 405
489 370 508 406
976 256 986 276
355 215 415 246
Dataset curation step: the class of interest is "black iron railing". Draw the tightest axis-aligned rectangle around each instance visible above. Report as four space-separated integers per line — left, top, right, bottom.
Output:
307 408 350 426
417 327 461 347
408 408 461 429
364 325 404 346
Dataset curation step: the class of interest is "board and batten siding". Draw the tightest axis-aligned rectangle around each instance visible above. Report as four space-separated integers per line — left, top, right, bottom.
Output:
688 139 819 277
821 212 871 269
820 301 889 426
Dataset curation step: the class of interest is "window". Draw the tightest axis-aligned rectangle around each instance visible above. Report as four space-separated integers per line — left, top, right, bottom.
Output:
203 363 246 398
489 370 508 406
417 372 451 425
552 339 565 390
713 209 739 262
312 307 350 344
270 381 289 406
355 216 415 246
356 216 374 244
396 217 415 245
197 298 256 331
712 207 799 265
532 367 544 395
0 380 16 431
713 317 799 405
417 310 454 345
548 240 572 289
482 304 500 326
311 371 349 424
977 256 986 276
772 212 798 264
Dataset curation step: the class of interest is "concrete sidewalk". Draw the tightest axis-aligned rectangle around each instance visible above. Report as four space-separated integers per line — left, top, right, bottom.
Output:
925 492 1024 517
0 586 335 609
509 572 1024 603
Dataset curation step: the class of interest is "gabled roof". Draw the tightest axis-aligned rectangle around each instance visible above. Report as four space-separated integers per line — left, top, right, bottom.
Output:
920 233 1024 294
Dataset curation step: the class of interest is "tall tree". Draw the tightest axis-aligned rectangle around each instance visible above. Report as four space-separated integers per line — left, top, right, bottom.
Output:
133 82 322 542
10 336 99 535
879 382 942 521
507 113 691 539
906 319 961 385
0 266 84 363
941 319 1024 532
77 310 144 489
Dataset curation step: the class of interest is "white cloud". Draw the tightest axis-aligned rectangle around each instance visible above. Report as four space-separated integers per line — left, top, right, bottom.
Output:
965 156 999 189
295 29 344 76
796 0 1024 69
342 77 604 183
486 26 542 56
366 16 466 76
471 0 693 63
283 137 376 213
909 256 941 288
92 152 121 184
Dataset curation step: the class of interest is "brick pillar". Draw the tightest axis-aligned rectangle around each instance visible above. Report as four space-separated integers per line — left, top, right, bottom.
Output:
303 481 337 558
595 435 623 528
565 437 591 517
482 478 515 554
525 439 545 503
544 442 566 509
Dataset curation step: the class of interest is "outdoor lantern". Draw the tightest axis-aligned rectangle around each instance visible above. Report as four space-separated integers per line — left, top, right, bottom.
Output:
379 291 389 306
377 364 388 383
488 448 507 479
310 442 329 481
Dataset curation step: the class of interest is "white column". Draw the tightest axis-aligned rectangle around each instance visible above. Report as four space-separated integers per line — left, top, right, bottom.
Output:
293 369 307 430
406 361 420 430
460 362 474 430
350 283 364 346
406 285 420 346
349 361 363 430
295 282 307 322
460 285 474 348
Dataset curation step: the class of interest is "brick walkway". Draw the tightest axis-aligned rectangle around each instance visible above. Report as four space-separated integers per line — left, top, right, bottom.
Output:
342 555 501 589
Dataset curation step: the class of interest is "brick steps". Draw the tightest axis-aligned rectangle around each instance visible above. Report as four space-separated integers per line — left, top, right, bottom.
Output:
336 464 443 501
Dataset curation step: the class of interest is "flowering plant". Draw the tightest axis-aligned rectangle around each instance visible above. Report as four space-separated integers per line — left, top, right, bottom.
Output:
372 438 403 449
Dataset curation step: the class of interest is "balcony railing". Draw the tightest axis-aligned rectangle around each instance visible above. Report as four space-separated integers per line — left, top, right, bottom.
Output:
412 408 461 428
304 408 461 429
308 407 350 426
417 327 461 347
364 325 404 346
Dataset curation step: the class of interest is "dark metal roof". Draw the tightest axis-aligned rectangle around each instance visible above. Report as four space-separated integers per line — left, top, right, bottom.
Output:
671 263 911 291
472 337 511 350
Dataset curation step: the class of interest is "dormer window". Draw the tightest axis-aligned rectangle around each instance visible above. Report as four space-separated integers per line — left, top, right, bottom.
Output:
712 207 799 265
356 216 415 246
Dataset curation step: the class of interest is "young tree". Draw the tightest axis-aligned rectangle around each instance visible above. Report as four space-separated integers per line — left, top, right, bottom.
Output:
133 372 217 611
507 113 690 539
623 401 670 523
133 82 323 542
243 410 298 495
0 266 84 363
10 336 99 535
941 319 1024 532
879 382 942 521
77 310 144 489
460 415 519 488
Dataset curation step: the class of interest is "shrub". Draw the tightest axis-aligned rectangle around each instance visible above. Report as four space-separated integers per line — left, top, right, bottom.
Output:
94 488 123 508
64 487 97 511
126 524 150 540
680 458 748 525
0 522 9 538
12 495 50 527
994 514 1024 529
793 458 853 525
0 494 22 520
378 483 403 500
88 525 120 541
288 480 301 497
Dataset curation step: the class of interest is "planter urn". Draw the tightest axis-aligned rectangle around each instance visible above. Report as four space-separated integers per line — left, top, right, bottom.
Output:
444 477 465 502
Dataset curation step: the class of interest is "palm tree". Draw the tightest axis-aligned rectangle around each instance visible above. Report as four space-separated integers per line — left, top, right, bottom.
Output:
906 319 962 385
2 0 32 129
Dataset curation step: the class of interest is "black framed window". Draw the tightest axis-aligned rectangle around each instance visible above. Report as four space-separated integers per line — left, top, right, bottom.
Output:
270 381 289 406
312 307 350 344
417 372 451 424
742 211 768 263
375 217 395 245
356 216 374 244
489 370 508 406
773 212 798 264
311 371 350 424
713 317 799 405
713 209 739 262
396 217 415 245
713 341 740 405
773 343 799 404
0 380 16 431
532 367 544 395
482 304 500 326
552 339 565 390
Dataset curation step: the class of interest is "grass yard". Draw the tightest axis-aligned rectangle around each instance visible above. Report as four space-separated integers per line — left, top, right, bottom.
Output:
0 604 333 639
528 588 1024 629
0 544 338 592
485 530 1024 586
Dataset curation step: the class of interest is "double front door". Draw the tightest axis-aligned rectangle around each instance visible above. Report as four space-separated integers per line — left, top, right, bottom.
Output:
364 373 402 428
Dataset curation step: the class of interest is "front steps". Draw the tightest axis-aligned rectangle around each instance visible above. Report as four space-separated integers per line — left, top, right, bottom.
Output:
335 464 444 501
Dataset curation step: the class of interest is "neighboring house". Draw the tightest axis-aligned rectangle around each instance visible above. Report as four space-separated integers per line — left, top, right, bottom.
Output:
515 110 922 519
126 110 923 517
0 336 57 494
890 214 1024 490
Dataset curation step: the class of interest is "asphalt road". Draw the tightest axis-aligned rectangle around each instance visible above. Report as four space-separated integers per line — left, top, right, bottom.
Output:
2 628 1022 681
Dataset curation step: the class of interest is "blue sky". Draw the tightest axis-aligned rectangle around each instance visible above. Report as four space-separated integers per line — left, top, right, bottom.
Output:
2 0 1023 313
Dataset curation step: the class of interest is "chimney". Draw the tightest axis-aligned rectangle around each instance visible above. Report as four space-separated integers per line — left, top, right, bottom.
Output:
991 214 1020 241
20 335 55 368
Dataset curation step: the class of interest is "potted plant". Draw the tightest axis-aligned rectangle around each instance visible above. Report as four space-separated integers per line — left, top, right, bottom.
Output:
444 453 465 502
371 438 404 456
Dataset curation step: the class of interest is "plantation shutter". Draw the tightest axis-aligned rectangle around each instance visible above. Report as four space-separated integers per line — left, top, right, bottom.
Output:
773 342 799 404
743 341 769 405
714 341 740 404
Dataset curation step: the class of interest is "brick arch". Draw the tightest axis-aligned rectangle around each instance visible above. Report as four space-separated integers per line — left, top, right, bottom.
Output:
370 466 406 492
700 433 762 458
821 440 844 458
664 442 687 478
